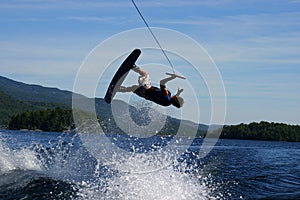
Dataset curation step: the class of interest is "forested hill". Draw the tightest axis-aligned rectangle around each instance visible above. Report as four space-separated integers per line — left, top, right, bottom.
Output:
0 76 204 134
0 75 111 128
0 76 73 128
219 121 300 142
0 75 72 104
8 108 75 132
0 91 36 128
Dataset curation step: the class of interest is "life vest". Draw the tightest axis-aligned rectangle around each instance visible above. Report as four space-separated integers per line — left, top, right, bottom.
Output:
134 86 172 106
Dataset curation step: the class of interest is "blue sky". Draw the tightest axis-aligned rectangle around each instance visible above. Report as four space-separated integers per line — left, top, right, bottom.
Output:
0 0 299 125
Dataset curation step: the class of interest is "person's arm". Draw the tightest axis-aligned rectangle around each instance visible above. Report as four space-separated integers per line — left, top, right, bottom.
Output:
160 75 176 86
175 88 184 96
160 75 179 96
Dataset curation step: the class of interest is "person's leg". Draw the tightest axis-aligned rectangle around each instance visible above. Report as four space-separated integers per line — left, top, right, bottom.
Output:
132 65 147 76
133 65 152 89
118 85 139 93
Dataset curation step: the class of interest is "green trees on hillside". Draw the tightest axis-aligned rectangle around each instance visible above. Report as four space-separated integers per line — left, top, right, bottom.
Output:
7 108 300 142
0 91 36 128
220 121 300 142
9 108 74 132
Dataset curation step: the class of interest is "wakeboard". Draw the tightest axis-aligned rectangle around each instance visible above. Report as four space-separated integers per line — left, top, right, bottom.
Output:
104 49 141 103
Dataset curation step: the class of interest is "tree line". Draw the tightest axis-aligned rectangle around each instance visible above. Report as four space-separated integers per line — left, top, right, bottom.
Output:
8 108 300 142
9 107 75 132
219 121 300 142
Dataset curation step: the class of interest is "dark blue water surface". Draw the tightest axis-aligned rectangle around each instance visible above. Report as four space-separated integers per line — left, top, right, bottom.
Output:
0 130 299 200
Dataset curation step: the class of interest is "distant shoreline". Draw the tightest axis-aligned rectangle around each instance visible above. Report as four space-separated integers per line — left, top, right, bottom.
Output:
5 109 300 143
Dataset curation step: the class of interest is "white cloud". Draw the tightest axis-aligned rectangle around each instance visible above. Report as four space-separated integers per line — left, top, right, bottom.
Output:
0 0 246 11
0 40 84 83
207 32 300 66
0 0 130 10
137 0 235 7
162 12 300 70
66 16 115 22
156 12 300 29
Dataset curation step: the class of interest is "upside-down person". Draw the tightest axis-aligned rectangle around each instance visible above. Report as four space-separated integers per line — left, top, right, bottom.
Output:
118 65 184 108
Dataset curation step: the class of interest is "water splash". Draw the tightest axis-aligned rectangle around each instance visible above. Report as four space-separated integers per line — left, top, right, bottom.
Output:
76 153 212 200
0 131 219 199
107 158 209 199
0 136 42 174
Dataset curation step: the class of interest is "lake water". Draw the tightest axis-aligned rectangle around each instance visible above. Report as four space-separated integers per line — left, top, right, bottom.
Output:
0 129 299 200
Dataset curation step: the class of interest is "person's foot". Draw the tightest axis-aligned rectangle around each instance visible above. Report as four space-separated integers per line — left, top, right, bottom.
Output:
118 86 127 92
132 64 140 72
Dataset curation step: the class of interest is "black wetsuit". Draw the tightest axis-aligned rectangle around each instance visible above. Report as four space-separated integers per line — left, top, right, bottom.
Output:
134 85 172 106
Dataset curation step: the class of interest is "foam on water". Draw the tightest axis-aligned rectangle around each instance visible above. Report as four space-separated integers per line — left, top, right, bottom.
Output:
75 148 214 200
0 136 42 174
104 157 209 200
